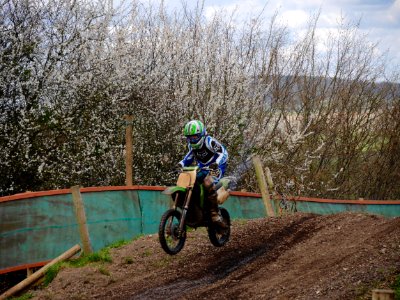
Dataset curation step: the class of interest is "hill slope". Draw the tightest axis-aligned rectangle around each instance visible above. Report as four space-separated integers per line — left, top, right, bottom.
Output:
31 212 400 299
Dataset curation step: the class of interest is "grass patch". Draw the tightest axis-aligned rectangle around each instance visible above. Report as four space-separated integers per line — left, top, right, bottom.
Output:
43 238 133 285
140 249 152 257
67 250 111 268
68 239 131 267
10 293 33 300
107 239 131 249
124 257 134 264
98 266 110 276
151 256 173 268
186 226 196 232
234 219 249 226
391 274 400 300
44 262 65 286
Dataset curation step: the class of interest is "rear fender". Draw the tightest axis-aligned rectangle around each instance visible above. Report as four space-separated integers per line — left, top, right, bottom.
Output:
215 177 231 190
216 177 231 204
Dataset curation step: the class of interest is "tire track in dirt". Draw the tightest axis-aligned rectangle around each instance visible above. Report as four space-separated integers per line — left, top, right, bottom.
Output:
131 214 321 300
30 212 400 300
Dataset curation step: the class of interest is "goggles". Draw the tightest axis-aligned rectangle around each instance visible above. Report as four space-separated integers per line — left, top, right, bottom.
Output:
186 134 201 143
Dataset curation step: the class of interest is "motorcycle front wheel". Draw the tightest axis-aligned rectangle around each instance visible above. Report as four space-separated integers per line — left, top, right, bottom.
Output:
159 209 186 255
208 207 231 247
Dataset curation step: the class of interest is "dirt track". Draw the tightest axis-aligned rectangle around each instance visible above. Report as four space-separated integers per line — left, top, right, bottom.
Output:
31 212 400 300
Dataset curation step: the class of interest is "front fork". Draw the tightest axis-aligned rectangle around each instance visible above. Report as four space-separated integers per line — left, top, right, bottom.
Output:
177 188 193 236
166 188 193 239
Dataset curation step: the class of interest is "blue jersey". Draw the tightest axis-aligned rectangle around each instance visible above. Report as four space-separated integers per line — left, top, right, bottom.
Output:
179 135 228 168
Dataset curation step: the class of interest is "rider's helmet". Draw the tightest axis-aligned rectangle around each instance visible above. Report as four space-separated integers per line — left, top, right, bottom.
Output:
183 120 206 149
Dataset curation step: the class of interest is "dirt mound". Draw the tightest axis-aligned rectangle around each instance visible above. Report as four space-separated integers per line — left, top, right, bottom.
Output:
30 212 400 300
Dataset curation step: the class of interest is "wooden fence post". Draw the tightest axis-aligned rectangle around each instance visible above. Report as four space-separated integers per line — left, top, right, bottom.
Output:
371 289 395 300
71 186 93 254
0 244 81 300
125 115 134 186
265 167 279 216
252 155 276 217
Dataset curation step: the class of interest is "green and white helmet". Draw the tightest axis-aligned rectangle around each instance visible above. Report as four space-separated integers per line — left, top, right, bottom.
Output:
183 120 206 149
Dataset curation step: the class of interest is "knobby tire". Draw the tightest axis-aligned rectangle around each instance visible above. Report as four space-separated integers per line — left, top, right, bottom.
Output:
159 209 186 255
207 207 231 247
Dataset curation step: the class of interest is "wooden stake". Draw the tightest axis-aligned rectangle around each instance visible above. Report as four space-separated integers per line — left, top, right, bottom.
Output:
265 167 279 216
125 115 134 186
0 244 81 300
252 156 276 217
265 167 274 190
71 186 93 254
371 289 395 300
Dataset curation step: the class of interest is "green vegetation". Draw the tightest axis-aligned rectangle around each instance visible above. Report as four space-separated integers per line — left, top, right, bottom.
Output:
151 256 173 268
140 249 152 257
68 249 111 268
9 293 33 300
391 275 400 300
44 239 131 285
68 239 130 267
124 257 134 264
107 239 132 248
98 266 110 276
234 219 249 226
1 0 399 200
44 263 64 286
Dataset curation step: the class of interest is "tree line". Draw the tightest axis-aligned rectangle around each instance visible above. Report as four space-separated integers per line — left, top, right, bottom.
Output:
1 0 399 199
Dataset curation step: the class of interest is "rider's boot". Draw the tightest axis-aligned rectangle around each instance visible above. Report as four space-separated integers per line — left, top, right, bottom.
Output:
204 176 227 228
209 191 226 227
207 188 227 228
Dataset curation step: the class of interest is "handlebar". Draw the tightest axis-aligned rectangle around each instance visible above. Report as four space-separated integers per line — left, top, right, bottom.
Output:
182 165 217 172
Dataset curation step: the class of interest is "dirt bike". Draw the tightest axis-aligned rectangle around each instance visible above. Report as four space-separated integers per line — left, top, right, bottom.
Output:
159 166 231 255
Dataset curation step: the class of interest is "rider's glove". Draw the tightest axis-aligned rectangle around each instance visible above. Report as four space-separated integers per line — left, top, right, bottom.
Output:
209 162 219 170
174 163 183 174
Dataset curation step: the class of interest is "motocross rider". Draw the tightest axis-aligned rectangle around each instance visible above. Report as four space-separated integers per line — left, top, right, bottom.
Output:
177 120 228 226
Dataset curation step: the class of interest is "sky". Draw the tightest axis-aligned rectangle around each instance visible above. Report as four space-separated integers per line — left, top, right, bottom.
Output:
149 0 400 76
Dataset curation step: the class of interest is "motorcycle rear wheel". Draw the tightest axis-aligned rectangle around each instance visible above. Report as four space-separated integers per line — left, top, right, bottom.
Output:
159 209 186 255
207 207 231 247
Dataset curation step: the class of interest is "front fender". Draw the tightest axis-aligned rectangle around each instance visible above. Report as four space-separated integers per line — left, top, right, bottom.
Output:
162 186 187 195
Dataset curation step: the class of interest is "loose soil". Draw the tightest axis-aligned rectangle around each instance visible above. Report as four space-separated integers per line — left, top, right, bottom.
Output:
22 212 400 299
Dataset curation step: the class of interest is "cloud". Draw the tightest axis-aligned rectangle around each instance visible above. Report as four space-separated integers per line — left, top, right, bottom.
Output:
387 0 400 25
204 0 267 20
279 10 309 28
141 0 400 73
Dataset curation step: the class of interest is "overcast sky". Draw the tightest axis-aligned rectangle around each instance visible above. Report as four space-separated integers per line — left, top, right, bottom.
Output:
148 0 400 75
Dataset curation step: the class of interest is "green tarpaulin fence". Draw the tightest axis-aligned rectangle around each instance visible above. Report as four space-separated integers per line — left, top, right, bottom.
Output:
1 186 399 274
